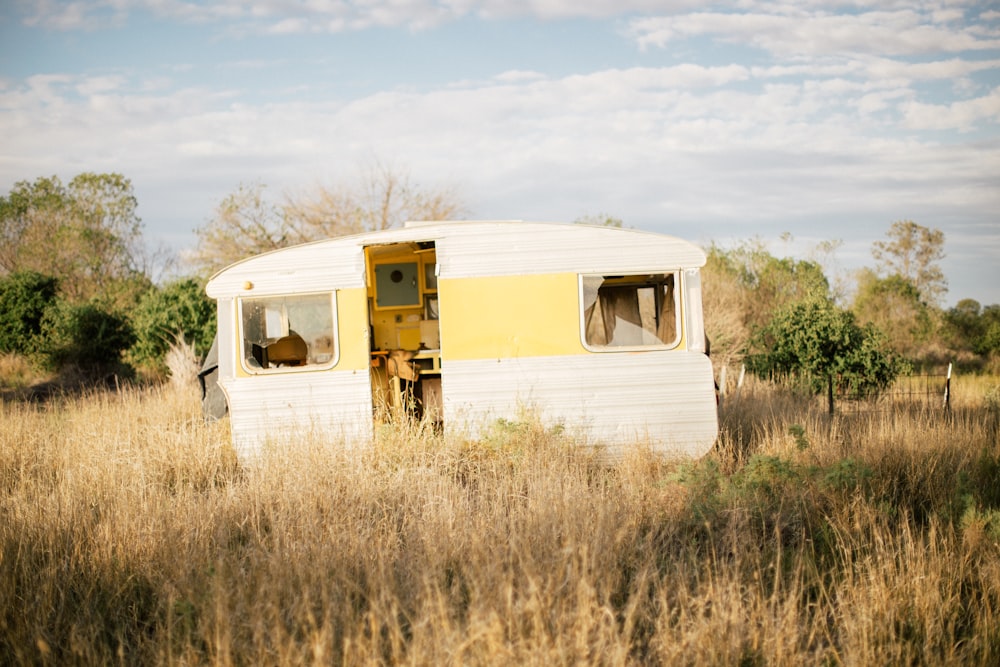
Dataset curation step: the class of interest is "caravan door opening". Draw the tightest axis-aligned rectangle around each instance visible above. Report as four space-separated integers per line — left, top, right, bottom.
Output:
365 241 442 423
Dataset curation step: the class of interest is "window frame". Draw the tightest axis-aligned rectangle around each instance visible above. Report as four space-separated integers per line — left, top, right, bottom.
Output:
578 272 682 352
236 290 339 374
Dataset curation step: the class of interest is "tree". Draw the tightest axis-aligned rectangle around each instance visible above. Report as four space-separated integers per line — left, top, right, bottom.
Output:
189 182 288 277
129 278 217 374
189 162 466 277
701 239 830 364
745 295 902 413
0 271 59 357
852 269 934 359
981 306 1000 357
574 213 624 228
38 300 135 378
0 173 149 309
872 220 947 304
943 299 1000 358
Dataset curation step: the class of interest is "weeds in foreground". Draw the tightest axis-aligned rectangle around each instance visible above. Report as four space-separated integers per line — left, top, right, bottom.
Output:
1 381 999 665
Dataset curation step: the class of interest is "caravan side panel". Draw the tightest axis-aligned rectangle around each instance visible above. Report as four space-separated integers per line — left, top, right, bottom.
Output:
223 371 373 459
217 284 373 460
441 352 717 458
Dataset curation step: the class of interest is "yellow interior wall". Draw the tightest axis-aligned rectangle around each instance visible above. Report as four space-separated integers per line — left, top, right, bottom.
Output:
365 246 438 352
438 272 587 360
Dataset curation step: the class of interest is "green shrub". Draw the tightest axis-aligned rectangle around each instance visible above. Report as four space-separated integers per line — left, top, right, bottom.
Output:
0 271 59 357
745 295 903 412
39 300 135 377
129 278 216 372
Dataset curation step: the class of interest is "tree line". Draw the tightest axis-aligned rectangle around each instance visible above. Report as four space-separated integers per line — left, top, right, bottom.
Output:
0 167 464 387
1 169 997 396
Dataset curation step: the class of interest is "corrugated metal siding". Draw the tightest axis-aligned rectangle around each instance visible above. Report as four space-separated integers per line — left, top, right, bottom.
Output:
441 351 718 458
435 222 706 277
222 370 372 459
216 298 235 379
206 221 707 298
206 243 366 297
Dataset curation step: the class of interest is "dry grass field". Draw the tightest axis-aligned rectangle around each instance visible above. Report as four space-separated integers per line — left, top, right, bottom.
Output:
2 374 999 665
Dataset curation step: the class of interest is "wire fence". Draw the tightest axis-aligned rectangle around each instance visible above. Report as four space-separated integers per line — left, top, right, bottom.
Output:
883 363 952 410
717 363 953 413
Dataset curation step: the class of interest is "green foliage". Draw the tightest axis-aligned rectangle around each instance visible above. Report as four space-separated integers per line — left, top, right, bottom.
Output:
39 300 135 376
129 279 216 372
821 458 874 493
0 173 149 309
665 458 725 525
702 239 832 364
745 295 902 410
574 213 625 228
852 270 934 358
788 423 809 450
0 271 59 356
941 300 1000 358
983 318 1000 356
871 220 947 304
707 240 829 306
734 455 801 498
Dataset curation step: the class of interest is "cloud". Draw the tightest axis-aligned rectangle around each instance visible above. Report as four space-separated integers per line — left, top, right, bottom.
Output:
5 64 994 229
901 87 1000 131
3 1 998 303
14 0 1000 47
628 7 1000 58
12 1 704 32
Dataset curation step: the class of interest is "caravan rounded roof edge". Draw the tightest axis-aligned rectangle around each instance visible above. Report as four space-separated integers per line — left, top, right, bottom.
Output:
205 221 707 298
403 219 525 228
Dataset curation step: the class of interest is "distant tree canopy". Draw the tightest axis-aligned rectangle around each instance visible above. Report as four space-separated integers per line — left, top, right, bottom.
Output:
702 239 830 366
0 173 149 310
872 220 947 305
852 269 935 359
573 213 624 228
189 163 466 277
942 299 1000 357
1 167 994 386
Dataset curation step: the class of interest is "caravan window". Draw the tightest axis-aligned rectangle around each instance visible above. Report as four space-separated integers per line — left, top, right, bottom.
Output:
239 293 337 372
580 273 680 349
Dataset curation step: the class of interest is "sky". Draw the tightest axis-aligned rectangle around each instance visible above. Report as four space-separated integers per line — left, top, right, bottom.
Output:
1 0 998 307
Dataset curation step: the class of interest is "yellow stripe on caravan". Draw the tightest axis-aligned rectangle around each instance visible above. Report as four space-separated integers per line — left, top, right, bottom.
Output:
439 273 587 360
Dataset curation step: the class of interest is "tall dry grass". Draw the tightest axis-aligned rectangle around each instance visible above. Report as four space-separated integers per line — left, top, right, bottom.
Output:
1 377 999 665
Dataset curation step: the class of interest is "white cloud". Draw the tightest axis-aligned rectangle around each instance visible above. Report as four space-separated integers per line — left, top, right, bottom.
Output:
3 1 998 303
14 0 1000 45
74 74 126 96
901 87 1000 131
6 65 995 231
628 8 1000 57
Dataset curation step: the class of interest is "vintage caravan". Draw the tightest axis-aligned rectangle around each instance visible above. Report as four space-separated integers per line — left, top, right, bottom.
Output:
205 221 718 461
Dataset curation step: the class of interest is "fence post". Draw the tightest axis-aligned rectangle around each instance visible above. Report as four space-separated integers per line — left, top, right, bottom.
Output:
943 362 952 411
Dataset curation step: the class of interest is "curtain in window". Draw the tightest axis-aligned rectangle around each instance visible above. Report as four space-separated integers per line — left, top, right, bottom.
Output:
585 285 643 346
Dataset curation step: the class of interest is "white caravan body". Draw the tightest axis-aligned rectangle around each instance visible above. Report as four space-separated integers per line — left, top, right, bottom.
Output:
205 221 718 461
